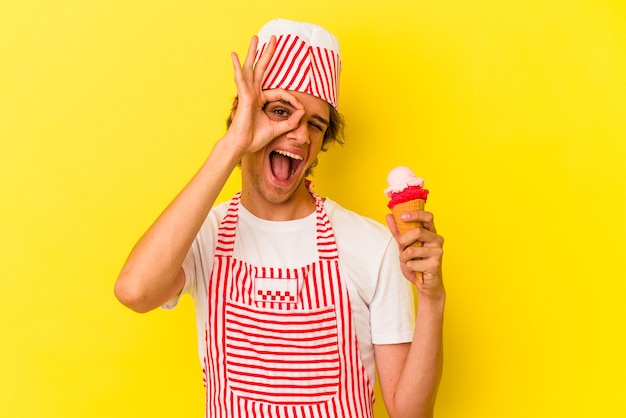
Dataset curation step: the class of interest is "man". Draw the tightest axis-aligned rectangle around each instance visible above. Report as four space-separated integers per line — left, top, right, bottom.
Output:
115 19 445 417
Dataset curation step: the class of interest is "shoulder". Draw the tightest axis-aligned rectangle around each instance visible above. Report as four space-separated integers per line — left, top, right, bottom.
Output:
323 198 393 255
191 200 230 250
203 200 229 229
324 198 391 237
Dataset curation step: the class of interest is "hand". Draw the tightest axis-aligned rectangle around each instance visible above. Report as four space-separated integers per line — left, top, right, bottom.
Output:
226 35 305 155
386 210 445 297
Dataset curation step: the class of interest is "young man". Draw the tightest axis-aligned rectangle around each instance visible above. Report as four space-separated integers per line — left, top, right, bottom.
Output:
115 19 445 418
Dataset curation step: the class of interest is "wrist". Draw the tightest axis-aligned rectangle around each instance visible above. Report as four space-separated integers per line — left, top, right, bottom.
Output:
417 288 446 310
212 134 247 165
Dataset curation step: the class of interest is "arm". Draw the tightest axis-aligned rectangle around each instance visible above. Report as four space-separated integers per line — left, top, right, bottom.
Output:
114 35 305 313
113 139 242 313
376 210 445 418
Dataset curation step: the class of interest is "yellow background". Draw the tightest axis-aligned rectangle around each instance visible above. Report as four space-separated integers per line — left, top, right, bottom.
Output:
2 0 625 416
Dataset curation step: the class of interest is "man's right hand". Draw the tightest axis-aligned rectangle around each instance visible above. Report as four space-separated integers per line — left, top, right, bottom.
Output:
225 35 305 156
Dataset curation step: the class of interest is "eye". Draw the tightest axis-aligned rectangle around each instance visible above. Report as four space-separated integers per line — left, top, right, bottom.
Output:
263 102 291 121
273 108 289 118
309 122 324 132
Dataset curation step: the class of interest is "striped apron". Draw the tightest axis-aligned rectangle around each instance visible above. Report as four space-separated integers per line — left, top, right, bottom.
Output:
203 190 374 417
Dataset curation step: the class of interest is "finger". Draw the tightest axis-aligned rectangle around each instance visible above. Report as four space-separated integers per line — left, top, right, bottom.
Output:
400 245 442 263
402 253 442 284
414 227 441 245
401 254 427 285
254 35 277 80
400 210 433 224
231 52 249 97
386 213 426 251
385 214 401 241
272 108 304 135
242 35 259 71
390 224 441 254
422 214 437 234
262 89 303 110
405 228 443 251
262 89 305 131
231 51 242 76
400 210 437 234
407 254 441 273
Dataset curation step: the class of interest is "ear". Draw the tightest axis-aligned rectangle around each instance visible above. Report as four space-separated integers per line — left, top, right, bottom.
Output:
226 96 238 128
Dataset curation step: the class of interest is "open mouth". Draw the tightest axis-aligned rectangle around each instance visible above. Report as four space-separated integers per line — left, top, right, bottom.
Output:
270 150 303 181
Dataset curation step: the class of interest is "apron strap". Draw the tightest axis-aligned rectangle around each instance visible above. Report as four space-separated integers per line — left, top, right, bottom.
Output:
214 182 339 260
311 188 339 260
214 192 241 256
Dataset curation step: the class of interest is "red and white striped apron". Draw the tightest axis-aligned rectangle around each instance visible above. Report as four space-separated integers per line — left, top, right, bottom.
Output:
203 189 374 417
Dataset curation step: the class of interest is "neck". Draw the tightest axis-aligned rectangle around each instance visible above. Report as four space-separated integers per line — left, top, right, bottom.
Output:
239 183 316 221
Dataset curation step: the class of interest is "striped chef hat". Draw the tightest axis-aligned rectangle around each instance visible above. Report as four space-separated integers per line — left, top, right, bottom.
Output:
255 19 342 109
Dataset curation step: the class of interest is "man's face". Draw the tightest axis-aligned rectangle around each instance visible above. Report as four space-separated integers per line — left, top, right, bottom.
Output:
240 90 331 209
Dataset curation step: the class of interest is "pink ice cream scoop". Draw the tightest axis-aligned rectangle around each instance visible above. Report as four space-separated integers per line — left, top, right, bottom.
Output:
384 166 429 209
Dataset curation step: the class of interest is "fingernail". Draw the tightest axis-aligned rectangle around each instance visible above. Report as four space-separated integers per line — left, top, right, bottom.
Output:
400 213 410 220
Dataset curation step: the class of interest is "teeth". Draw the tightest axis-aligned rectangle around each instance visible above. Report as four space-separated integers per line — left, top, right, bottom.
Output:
275 150 303 160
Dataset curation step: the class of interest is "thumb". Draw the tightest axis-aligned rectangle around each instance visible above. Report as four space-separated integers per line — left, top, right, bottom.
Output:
274 108 305 135
385 214 400 241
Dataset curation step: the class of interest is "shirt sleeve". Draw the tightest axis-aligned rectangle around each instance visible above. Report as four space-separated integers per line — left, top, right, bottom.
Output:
160 245 197 310
160 203 226 310
369 236 416 345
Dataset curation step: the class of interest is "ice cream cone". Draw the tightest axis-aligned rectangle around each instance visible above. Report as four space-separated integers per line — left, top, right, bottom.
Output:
385 166 429 285
391 198 425 284
391 199 425 245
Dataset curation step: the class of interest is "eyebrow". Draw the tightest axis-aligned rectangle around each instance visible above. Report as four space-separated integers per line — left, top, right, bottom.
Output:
277 100 330 128
311 114 330 128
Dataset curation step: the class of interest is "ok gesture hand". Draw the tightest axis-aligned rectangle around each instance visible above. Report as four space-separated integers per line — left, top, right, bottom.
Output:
227 35 305 155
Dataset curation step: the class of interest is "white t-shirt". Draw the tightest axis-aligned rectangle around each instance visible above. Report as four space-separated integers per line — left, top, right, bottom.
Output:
165 197 415 384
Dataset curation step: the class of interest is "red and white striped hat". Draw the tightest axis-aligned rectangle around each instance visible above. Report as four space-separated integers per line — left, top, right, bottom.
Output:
255 19 342 109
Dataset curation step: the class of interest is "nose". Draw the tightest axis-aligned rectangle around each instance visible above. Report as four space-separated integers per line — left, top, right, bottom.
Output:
286 121 310 144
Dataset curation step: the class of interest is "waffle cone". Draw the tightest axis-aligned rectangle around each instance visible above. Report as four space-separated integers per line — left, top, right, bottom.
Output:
391 198 426 283
391 199 425 248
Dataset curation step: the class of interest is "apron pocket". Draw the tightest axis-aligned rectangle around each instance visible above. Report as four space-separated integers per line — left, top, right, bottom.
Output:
225 300 340 405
